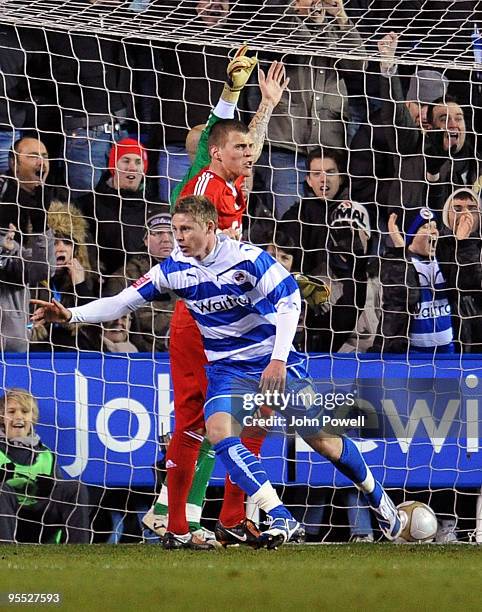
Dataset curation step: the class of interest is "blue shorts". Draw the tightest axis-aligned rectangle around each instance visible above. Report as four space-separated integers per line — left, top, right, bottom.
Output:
204 360 323 436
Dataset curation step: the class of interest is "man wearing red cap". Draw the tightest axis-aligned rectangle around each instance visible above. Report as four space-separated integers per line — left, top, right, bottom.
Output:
107 138 149 192
78 138 151 276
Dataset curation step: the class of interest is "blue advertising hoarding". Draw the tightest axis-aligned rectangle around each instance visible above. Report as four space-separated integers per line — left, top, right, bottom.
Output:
2 352 482 488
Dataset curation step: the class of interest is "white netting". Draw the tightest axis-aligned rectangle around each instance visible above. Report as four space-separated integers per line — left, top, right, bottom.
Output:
1 0 482 69
0 0 481 544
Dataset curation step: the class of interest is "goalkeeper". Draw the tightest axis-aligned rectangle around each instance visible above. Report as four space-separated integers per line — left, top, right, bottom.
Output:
143 46 291 549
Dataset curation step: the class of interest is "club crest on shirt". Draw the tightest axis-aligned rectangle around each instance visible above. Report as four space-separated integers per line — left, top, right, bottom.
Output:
232 270 247 284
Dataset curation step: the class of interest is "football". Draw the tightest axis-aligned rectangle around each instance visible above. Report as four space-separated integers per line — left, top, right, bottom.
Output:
397 501 438 543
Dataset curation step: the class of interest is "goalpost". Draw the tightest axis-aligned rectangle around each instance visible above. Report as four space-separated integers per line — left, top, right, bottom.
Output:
1 0 482 543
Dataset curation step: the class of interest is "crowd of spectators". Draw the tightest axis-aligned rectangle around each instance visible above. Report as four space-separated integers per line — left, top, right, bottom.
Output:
1 0 482 357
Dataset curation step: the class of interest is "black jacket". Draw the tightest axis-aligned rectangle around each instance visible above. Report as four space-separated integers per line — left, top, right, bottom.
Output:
0 173 67 237
0 25 31 129
45 9 131 127
31 267 100 352
78 176 148 275
305 254 368 353
281 191 347 275
349 108 397 211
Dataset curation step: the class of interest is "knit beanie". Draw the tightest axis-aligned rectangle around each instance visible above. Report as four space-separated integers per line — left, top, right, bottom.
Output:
108 138 148 176
403 207 435 245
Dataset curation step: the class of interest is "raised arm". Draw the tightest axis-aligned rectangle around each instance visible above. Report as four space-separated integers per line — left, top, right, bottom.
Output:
169 45 258 207
0 225 54 286
378 33 421 155
249 61 289 163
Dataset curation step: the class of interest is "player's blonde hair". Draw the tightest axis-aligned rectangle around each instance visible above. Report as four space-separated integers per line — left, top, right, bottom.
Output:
0 388 39 429
173 195 218 227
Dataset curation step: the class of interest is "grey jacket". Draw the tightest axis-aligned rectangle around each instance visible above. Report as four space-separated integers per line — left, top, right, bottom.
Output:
0 231 55 352
246 13 365 151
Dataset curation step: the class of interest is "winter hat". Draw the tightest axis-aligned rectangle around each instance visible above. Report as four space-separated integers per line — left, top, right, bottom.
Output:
146 212 171 233
108 138 148 176
402 207 435 245
406 70 448 105
442 187 480 229
48 200 88 244
329 201 371 239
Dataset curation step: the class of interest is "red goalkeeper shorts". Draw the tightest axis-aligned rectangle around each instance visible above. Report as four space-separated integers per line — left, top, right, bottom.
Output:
169 301 207 433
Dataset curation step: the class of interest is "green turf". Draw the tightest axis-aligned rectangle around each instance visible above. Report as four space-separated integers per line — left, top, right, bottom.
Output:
0 544 480 612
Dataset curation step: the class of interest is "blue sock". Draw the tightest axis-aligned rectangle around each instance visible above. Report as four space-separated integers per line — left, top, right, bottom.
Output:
333 437 383 507
364 481 383 508
214 437 269 497
269 505 293 520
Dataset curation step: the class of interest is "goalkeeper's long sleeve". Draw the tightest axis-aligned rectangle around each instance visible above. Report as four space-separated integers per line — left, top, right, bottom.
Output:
69 286 146 324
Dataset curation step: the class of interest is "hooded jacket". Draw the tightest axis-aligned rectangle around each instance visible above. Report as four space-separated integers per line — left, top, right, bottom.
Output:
30 201 100 352
437 188 482 351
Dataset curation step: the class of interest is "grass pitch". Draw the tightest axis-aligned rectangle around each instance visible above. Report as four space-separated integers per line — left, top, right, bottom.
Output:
1 544 480 612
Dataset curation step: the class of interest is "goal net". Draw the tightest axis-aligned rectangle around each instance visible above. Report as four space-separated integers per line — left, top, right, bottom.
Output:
1 0 481 544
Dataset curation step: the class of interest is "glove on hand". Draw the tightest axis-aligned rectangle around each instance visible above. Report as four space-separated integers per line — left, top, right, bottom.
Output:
294 273 331 312
222 44 258 104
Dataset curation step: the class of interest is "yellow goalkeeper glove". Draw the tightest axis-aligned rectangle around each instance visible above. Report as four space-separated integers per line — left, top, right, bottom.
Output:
294 274 331 312
222 44 258 104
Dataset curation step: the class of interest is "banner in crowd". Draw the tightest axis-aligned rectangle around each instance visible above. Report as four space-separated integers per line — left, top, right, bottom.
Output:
3 353 482 488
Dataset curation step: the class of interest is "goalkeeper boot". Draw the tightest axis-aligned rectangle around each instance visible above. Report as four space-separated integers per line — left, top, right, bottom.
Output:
256 518 304 550
161 531 214 550
142 507 167 537
214 518 261 548
371 491 406 541
191 526 222 549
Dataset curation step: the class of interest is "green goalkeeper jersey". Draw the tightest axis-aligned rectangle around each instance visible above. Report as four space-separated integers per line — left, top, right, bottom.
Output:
169 111 221 211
